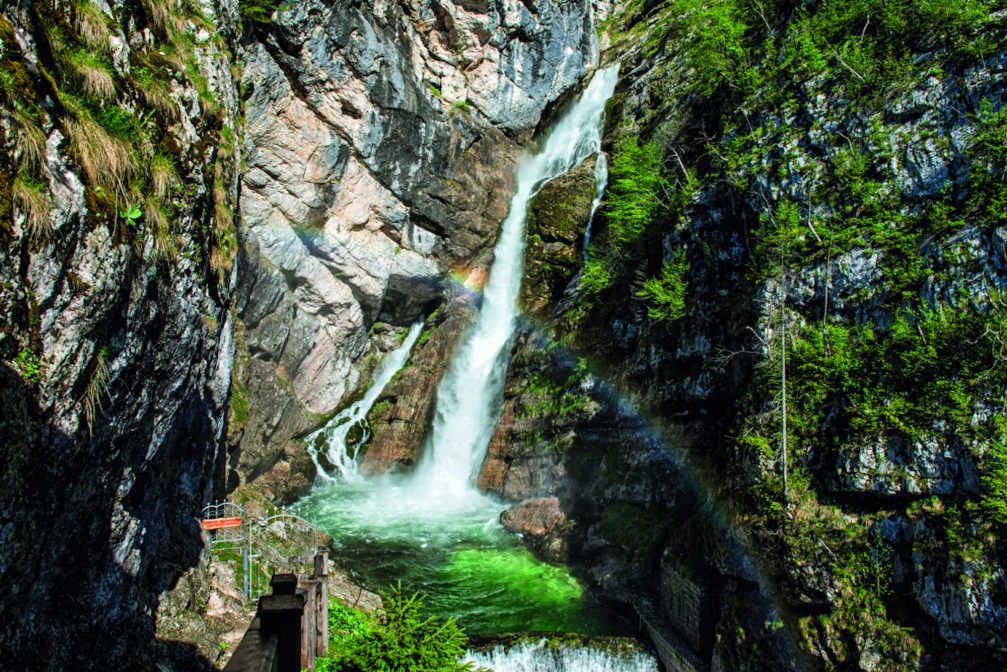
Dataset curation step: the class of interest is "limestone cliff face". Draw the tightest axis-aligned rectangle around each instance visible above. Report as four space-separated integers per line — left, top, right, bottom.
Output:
0 0 239 668
230 0 605 491
487 3 1007 670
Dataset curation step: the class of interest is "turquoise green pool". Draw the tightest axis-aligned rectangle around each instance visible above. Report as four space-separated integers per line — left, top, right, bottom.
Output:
292 480 623 635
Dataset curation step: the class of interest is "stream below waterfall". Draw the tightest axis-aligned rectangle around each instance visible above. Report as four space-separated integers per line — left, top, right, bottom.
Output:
293 482 622 636
292 67 656 670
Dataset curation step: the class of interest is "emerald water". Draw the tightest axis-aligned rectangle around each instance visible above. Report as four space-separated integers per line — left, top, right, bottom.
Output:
290 66 636 659
293 481 623 635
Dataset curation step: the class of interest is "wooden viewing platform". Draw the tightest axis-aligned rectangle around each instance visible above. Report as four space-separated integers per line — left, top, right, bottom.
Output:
223 551 329 672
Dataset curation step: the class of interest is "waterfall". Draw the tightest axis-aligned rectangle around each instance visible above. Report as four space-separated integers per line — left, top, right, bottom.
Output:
582 151 609 259
409 66 619 499
306 320 425 482
464 640 658 672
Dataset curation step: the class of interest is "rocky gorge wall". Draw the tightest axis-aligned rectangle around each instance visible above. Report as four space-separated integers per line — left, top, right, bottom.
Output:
5 0 1006 670
228 0 609 498
0 0 240 668
0 0 612 666
475 2 1007 670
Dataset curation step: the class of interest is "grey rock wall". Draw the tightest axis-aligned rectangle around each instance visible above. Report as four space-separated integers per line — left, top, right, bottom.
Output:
232 0 603 489
0 1 240 668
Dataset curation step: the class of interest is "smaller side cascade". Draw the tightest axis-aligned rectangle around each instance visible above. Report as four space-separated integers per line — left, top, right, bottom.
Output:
306 320 425 482
582 152 610 258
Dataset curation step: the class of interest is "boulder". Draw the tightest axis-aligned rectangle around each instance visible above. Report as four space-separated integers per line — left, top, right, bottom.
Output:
500 497 574 563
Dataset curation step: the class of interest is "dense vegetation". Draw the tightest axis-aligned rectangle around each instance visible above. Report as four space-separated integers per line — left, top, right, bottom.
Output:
0 0 236 281
315 584 477 672
571 0 1007 666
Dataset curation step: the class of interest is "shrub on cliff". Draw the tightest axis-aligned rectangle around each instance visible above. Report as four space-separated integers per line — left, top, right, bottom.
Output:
635 249 689 322
981 428 1007 527
239 0 284 30
603 138 667 246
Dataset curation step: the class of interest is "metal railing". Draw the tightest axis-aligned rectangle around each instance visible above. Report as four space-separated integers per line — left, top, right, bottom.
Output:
200 502 321 601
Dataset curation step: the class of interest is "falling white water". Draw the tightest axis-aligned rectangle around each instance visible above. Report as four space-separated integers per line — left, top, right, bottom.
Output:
409 66 619 500
582 151 609 259
464 640 658 672
306 320 425 483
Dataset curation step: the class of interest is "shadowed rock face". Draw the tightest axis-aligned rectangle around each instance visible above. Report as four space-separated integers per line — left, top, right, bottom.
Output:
232 0 603 488
0 1 240 666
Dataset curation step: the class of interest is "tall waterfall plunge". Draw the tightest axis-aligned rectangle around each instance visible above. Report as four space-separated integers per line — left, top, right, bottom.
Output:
293 66 625 640
409 66 619 500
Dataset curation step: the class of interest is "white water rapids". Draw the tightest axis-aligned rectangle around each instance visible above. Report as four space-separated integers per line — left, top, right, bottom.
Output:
465 640 658 672
305 320 424 482
408 65 619 501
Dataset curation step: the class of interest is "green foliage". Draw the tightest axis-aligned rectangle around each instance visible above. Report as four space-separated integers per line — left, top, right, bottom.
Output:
670 0 751 97
15 349 43 384
119 202 143 227
518 359 593 423
967 99 1007 230
787 305 1005 449
229 378 249 426
578 253 611 295
832 531 893 601
980 429 1007 526
369 399 392 419
316 584 476 672
240 0 284 28
67 49 116 99
815 532 923 668
612 0 754 99
416 305 443 348
602 139 667 245
772 0 995 100
319 601 373 665
749 198 804 281
93 103 149 142
635 249 688 322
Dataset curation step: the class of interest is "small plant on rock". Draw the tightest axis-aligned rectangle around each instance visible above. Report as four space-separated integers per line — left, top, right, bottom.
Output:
15 349 44 384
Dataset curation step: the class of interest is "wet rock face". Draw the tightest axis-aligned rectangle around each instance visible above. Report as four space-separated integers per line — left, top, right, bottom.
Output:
522 154 598 314
361 299 472 474
233 0 602 486
0 1 240 667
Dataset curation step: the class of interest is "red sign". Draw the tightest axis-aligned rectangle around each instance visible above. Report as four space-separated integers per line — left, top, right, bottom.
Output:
201 516 243 530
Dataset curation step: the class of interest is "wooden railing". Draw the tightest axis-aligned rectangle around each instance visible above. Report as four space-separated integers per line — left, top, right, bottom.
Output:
223 551 329 672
